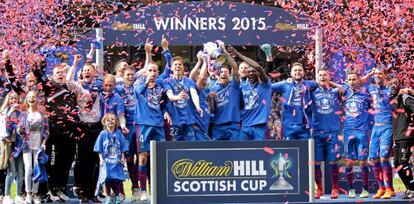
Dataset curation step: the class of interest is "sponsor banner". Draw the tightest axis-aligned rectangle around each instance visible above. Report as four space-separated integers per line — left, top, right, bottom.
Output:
100 1 309 46
151 140 312 204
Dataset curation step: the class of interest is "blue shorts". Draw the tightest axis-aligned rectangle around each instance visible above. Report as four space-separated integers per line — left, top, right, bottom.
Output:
239 124 267 141
369 124 393 159
282 124 310 140
137 125 166 152
313 131 340 162
170 124 195 141
194 125 211 141
344 129 369 161
212 122 240 140
125 124 137 157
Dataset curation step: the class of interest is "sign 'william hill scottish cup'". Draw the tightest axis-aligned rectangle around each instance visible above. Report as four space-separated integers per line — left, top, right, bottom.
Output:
151 141 314 204
100 1 309 46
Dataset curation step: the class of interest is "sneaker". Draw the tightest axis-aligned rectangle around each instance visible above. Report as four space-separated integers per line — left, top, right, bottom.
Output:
47 191 61 202
73 187 81 199
348 189 356 198
331 188 339 199
315 189 324 199
3 195 13 204
114 196 122 204
104 197 114 204
118 194 125 201
25 195 32 204
381 189 395 199
33 196 41 204
56 191 70 202
139 191 148 201
359 189 369 198
131 189 140 202
373 188 386 199
90 197 102 203
15 195 25 204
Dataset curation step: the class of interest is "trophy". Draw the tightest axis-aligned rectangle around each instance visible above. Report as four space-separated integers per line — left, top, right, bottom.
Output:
203 41 227 73
270 153 294 190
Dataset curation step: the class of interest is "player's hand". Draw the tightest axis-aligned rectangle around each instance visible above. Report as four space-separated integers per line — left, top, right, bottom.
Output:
121 125 129 134
226 46 239 57
337 134 344 142
197 107 203 118
73 54 82 64
177 91 188 100
196 51 204 63
216 40 225 50
164 112 172 125
100 159 105 165
161 34 169 51
209 92 217 99
144 38 153 53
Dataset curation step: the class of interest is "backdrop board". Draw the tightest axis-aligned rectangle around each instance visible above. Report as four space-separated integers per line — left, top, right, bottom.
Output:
98 1 309 46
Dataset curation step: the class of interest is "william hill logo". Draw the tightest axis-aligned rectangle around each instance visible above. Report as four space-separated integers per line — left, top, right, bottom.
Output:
111 22 146 31
172 159 232 178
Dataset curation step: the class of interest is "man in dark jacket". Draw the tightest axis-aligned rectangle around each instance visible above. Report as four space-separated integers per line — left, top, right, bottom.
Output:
33 61 80 202
391 78 414 199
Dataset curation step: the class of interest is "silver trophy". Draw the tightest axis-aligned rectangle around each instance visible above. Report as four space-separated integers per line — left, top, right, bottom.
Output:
269 153 294 190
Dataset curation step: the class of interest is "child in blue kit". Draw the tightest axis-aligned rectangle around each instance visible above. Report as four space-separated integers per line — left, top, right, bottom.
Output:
94 113 129 204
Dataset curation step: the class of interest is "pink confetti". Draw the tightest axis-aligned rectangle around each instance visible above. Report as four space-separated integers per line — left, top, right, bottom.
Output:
263 146 274 155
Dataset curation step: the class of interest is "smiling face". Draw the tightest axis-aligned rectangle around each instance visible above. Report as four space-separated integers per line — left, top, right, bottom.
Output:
146 63 159 80
25 91 38 107
318 69 331 85
123 68 135 85
102 75 115 93
347 73 360 90
290 65 304 81
248 67 258 84
373 69 386 85
389 78 400 96
26 73 37 89
171 58 184 76
52 64 67 84
239 61 249 79
8 92 18 105
82 64 96 83
105 114 116 129
219 66 230 84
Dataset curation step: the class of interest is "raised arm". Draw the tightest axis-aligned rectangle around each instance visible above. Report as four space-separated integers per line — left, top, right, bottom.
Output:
221 44 239 81
196 54 209 88
66 54 82 83
158 36 173 80
228 45 261 69
189 51 203 81
360 68 375 84
190 87 203 117
137 38 153 77
2 52 24 94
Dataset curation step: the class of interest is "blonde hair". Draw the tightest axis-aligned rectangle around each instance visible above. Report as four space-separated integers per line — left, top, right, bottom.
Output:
114 59 128 76
101 113 119 128
0 91 19 113
103 74 116 83
171 56 184 65
22 91 40 112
